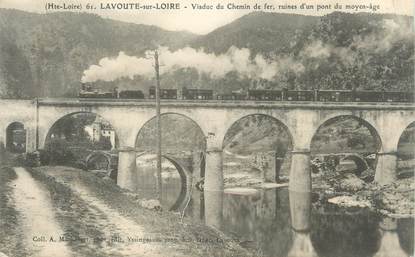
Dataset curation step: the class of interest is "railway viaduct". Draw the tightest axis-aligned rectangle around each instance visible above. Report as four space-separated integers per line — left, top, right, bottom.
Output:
0 98 414 228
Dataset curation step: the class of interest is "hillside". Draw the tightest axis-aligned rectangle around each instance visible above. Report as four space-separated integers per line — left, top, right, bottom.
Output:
191 12 319 55
148 11 414 93
0 9 413 98
186 11 414 92
0 9 195 98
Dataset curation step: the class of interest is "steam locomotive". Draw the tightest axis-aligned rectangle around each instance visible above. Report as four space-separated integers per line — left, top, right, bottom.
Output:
79 85 414 103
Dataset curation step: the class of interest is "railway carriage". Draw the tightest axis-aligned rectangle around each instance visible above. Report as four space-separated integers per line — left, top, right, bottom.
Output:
318 90 354 102
247 90 283 100
78 83 414 103
383 91 414 102
353 91 384 102
118 90 145 99
182 88 213 100
216 91 247 100
149 87 178 99
285 90 314 101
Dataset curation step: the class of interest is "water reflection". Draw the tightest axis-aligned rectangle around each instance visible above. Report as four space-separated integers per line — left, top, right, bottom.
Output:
288 231 318 257
397 218 414 255
222 188 292 257
135 161 413 257
373 217 409 257
289 190 311 232
288 190 318 257
135 158 182 210
221 189 412 257
311 206 380 257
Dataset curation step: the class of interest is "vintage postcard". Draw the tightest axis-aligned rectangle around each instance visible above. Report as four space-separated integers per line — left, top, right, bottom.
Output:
0 0 413 256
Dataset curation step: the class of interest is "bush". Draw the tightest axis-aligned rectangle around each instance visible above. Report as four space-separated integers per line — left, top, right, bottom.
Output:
24 151 41 167
38 149 50 165
74 160 87 170
44 139 76 165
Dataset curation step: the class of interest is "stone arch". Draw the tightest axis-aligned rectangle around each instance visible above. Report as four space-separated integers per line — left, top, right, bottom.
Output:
6 121 26 153
134 151 193 212
396 121 415 179
135 112 206 152
340 154 370 175
134 113 205 212
222 113 294 182
310 115 382 178
43 112 119 166
221 113 294 150
85 151 113 171
397 121 415 158
163 155 191 211
311 115 382 153
45 111 119 149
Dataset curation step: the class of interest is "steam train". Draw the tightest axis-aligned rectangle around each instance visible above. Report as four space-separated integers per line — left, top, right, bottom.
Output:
79 85 414 103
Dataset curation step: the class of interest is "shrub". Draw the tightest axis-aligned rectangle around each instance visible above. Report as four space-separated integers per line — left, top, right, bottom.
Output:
44 139 76 165
24 151 41 167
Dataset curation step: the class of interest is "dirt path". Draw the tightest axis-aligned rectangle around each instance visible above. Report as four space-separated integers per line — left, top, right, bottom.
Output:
12 167 73 257
29 167 251 257
56 176 175 257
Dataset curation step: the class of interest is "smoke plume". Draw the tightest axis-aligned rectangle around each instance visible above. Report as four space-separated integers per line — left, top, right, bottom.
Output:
352 18 413 53
81 18 412 84
81 46 304 83
298 18 413 69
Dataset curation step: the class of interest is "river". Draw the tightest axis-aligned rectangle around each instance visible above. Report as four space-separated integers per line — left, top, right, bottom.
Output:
135 163 414 257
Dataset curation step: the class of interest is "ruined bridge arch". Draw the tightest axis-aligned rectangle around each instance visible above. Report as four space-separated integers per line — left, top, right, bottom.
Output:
133 150 198 211
162 154 193 211
86 150 113 165
340 154 370 175
85 150 115 172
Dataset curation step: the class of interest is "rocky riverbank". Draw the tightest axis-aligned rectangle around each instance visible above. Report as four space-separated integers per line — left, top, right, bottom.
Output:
312 168 414 217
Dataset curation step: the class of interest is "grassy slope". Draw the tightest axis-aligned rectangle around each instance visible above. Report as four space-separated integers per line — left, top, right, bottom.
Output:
0 166 28 256
32 166 255 257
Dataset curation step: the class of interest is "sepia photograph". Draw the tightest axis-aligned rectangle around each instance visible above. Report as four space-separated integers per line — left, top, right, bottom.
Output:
0 0 414 256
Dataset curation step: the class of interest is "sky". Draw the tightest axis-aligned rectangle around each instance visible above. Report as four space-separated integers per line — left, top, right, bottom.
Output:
0 0 413 34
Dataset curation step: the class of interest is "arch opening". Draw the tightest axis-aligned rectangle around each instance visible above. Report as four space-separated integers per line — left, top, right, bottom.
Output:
310 115 381 185
135 113 206 212
220 114 295 252
163 155 188 211
6 122 26 153
135 154 189 211
87 153 110 170
135 112 206 153
397 121 415 179
44 112 118 167
338 154 370 176
222 114 293 186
